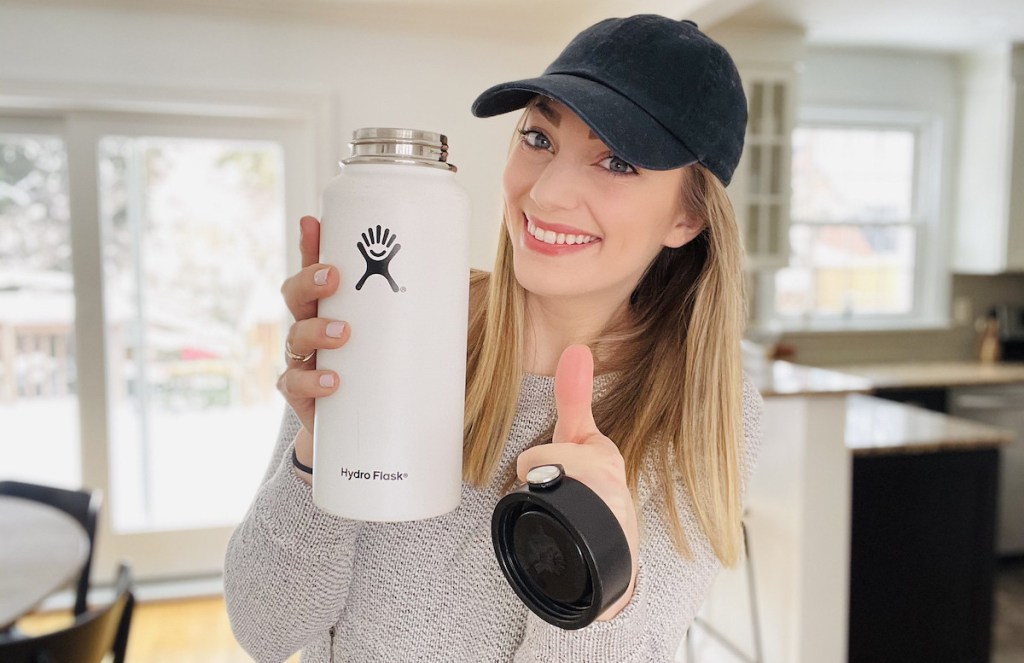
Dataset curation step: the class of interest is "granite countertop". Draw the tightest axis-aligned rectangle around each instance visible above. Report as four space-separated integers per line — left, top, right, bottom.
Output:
823 360 1024 389
744 356 1017 455
744 357 873 398
845 394 1015 456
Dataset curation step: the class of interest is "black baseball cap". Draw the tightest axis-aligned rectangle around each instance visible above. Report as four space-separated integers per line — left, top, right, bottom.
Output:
471 15 748 186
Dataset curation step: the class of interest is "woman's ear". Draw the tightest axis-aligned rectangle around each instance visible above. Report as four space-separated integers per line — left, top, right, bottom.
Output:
662 212 704 249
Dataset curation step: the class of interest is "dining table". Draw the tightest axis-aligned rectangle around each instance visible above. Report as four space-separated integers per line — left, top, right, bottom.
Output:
0 494 90 629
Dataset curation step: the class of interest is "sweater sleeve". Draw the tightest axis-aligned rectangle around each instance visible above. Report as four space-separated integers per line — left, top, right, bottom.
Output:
223 406 363 663
512 374 765 662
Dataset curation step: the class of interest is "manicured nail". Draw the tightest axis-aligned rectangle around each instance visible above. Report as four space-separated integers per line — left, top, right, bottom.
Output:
314 268 329 286
326 321 346 338
319 374 335 388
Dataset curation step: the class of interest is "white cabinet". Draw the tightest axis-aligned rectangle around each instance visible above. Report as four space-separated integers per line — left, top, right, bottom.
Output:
709 24 804 271
734 70 798 270
953 45 1024 274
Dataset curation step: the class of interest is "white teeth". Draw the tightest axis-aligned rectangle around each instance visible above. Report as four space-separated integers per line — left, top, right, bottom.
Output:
526 219 596 246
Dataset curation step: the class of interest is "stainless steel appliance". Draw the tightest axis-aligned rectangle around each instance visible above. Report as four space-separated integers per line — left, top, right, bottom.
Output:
995 303 1024 360
949 384 1024 555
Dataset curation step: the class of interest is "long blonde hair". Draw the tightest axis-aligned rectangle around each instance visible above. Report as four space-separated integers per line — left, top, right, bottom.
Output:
463 115 747 566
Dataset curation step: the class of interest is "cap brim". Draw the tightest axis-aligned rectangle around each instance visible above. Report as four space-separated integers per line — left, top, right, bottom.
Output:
471 74 698 171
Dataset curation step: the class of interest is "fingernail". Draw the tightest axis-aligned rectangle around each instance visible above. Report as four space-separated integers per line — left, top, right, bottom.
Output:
319 373 335 388
326 321 346 338
314 268 329 286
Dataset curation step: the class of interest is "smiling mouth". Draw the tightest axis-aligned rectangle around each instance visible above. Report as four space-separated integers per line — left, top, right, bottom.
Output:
526 219 598 246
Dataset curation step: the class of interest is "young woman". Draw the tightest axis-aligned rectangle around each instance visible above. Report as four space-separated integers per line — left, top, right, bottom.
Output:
225 14 763 662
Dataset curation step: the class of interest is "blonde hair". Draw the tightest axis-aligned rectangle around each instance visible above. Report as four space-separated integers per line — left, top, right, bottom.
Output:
463 113 747 566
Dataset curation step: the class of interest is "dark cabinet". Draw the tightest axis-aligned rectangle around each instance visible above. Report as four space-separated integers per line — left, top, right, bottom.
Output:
848 449 999 663
873 386 948 413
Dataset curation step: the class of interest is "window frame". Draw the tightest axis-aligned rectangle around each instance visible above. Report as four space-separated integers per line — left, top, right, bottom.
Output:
757 106 951 333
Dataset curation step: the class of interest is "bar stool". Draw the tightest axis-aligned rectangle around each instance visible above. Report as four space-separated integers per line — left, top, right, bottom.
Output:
686 520 763 663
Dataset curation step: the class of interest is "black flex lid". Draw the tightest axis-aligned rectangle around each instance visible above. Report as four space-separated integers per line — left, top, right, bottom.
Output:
491 465 632 630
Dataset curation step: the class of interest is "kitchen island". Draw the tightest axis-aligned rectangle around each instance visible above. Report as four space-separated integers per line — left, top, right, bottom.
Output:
692 360 1012 663
831 360 1024 557
846 395 1011 663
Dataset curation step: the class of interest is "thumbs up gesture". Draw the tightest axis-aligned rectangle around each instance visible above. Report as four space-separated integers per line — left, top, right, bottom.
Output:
515 344 640 621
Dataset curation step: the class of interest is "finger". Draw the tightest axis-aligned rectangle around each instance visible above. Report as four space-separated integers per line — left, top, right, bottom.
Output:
299 216 321 269
553 344 599 444
515 442 590 483
277 368 340 401
281 263 340 322
515 437 624 490
285 318 350 364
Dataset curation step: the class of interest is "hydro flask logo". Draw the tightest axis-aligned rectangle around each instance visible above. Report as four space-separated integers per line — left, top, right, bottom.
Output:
355 225 402 292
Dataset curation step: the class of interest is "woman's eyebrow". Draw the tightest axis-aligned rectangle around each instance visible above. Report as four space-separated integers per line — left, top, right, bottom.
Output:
534 100 561 126
534 99 599 140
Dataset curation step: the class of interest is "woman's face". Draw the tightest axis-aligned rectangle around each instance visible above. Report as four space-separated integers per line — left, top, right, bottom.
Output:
502 98 702 306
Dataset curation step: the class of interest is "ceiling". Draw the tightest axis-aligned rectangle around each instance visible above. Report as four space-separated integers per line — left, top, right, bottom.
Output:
730 0 1024 52
12 0 1024 52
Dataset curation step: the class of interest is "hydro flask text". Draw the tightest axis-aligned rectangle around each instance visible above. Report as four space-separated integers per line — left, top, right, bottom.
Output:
339 467 410 481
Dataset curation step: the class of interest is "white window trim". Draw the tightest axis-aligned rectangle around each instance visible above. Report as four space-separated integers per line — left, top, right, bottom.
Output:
756 105 952 334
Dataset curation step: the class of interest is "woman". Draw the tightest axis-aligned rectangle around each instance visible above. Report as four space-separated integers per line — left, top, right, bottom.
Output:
225 14 763 662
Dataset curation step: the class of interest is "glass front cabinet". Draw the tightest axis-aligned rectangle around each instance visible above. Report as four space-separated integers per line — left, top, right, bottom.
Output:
730 67 799 271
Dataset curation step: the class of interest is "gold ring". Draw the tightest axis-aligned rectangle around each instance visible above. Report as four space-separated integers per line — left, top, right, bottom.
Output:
285 340 316 363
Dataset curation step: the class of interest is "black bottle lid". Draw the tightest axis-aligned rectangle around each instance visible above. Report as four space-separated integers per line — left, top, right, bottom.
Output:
491 464 632 629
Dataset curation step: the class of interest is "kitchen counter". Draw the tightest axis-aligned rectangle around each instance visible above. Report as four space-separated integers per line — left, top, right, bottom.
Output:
824 360 1024 389
702 358 1013 663
743 358 1013 454
744 357 873 397
845 393 1014 456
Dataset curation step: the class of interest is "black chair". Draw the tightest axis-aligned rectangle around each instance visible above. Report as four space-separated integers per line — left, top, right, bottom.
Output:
0 480 102 616
0 563 134 663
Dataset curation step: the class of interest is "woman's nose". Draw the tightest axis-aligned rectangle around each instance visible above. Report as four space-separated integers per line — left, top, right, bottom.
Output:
529 155 581 212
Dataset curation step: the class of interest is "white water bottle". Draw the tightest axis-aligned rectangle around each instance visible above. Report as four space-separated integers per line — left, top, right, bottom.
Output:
313 128 470 521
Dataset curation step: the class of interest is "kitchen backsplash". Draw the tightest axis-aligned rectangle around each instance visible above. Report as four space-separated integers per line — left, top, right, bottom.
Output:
766 273 1024 366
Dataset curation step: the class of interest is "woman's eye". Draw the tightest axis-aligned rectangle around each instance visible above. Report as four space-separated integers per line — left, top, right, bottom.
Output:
519 129 552 151
601 155 638 175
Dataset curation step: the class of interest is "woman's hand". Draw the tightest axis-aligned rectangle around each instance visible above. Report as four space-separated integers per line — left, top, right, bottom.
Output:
514 345 640 621
277 216 351 478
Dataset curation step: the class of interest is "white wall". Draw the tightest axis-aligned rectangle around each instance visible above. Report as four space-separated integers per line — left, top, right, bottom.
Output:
0 2 576 269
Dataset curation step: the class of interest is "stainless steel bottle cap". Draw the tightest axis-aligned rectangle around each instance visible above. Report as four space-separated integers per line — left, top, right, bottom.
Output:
491 464 632 630
526 464 563 488
342 127 456 172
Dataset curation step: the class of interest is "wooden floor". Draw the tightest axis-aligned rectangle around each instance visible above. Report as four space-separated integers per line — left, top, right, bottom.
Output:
18 560 1024 662
19 595 299 663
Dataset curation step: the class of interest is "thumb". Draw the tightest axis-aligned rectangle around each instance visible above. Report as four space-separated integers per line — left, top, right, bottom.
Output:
553 344 599 444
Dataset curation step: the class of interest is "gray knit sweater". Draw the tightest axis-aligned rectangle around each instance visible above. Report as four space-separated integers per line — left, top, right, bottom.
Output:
224 372 763 662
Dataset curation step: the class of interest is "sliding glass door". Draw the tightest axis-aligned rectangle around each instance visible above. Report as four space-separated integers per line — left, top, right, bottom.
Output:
0 117 80 489
1 109 312 580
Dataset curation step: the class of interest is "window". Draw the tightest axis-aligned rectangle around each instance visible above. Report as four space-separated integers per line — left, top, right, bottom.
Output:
766 109 946 330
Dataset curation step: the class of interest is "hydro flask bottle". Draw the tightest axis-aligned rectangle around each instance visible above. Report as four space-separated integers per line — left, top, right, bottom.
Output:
313 128 470 521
